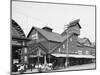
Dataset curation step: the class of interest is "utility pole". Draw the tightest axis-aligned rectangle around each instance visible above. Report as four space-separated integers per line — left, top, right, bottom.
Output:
65 29 69 67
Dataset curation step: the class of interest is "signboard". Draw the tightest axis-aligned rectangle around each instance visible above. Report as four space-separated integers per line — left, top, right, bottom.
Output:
12 40 21 45
13 59 19 64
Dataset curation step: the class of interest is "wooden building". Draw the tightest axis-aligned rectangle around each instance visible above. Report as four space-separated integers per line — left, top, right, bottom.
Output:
27 26 64 65
26 19 95 69
11 20 30 72
49 19 95 68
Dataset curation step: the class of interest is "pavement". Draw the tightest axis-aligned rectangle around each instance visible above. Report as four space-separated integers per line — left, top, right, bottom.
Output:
12 63 96 75
11 69 39 75
52 63 96 72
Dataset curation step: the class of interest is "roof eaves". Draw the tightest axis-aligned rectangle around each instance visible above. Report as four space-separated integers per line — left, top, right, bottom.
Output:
68 19 81 29
27 27 34 38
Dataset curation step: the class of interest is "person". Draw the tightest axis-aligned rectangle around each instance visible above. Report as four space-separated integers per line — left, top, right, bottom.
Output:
30 64 33 71
18 64 24 73
48 63 53 70
12 63 17 72
38 64 42 73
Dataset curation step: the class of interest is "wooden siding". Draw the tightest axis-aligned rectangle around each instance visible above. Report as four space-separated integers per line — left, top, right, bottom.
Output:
49 41 60 50
28 29 37 39
53 33 94 56
28 28 59 51
53 38 94 56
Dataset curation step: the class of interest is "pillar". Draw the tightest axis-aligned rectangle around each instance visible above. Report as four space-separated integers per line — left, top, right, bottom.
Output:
44 55 47 65
65 57 68 67
21 41 28 64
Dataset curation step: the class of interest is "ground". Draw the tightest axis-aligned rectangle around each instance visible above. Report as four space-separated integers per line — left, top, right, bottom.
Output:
52 63 96 72
12 63 96 75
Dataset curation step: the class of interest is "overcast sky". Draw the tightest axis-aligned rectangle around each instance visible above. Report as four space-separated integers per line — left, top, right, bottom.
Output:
12 1 95 42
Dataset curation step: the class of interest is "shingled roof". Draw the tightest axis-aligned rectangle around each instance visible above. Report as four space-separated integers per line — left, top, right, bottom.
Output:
27 26 66 42
12 19 26 38
67 19 81 28
77 38 91 44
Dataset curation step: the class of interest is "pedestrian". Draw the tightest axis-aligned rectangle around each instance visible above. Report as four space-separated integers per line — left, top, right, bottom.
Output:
30 64 32 71
12 63 17 72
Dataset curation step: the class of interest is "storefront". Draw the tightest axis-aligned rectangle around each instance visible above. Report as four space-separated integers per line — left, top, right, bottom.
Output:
11 19 30 72
68 54 95 66
51 53 95 69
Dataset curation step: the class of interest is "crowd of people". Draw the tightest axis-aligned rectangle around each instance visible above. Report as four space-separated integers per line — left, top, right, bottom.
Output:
12 63 53 73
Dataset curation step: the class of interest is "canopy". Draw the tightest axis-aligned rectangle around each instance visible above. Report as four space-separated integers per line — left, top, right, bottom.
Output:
51 53 95 58
51 53 67 57
68 54 95 58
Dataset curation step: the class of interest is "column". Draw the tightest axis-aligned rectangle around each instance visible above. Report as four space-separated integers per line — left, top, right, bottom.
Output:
65 57 68 67
21 41 28 64
44 55 47 65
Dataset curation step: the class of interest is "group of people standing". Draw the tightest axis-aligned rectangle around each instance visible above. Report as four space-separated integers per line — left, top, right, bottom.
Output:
12 63 27 73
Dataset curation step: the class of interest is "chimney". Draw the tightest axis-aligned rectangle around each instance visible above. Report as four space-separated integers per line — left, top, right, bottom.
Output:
42 26 53 32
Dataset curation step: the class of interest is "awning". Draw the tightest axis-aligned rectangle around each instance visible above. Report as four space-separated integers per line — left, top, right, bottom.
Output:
51 53 67 57
51 53 95 58
68 54 95 58
29 55 43 57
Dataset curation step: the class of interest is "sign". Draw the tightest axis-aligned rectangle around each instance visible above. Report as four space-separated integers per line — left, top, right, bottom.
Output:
12 40 21 45
13 59 19 64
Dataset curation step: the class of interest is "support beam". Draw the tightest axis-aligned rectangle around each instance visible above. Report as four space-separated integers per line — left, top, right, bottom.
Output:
44 55 47 65
65 57 68 67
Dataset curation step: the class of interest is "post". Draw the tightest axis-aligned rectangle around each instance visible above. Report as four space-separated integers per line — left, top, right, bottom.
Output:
65 32 69 67
38 56 40 65
44 55 47 65
37 48 40 65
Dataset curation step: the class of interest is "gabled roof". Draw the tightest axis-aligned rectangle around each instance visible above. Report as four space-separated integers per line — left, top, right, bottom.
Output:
61 19 81 36
27 26 65 42
77 38 91 45
27 40 49 53
91 42 96 47
12 19 25 38
67 19 81 29
49 36 93 54
12 26 21 38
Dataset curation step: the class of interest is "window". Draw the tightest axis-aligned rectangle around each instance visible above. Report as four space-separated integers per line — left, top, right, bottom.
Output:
24 56 27 62
78 50 82 55
86 51 89 55
24 48 27 54
74 51 78 54
59 48 61 52
22 42 25 46
70 38 72 42
84 43 90 46
32 32 38 40
63 44 65 48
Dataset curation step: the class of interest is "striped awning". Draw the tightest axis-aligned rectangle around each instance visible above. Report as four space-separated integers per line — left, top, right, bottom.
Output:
51 53 95 58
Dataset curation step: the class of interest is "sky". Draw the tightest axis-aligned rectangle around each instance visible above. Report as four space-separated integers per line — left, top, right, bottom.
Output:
12 1 95 42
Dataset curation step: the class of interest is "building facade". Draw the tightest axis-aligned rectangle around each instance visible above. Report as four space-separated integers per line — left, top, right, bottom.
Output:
11 20 30 72
11 19 96 72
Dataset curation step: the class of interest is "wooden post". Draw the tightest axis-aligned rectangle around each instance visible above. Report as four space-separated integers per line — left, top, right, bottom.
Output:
44 55 47 65
65 32 69 67
38 56 40 65
37 48 40 65
65 58 68 67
